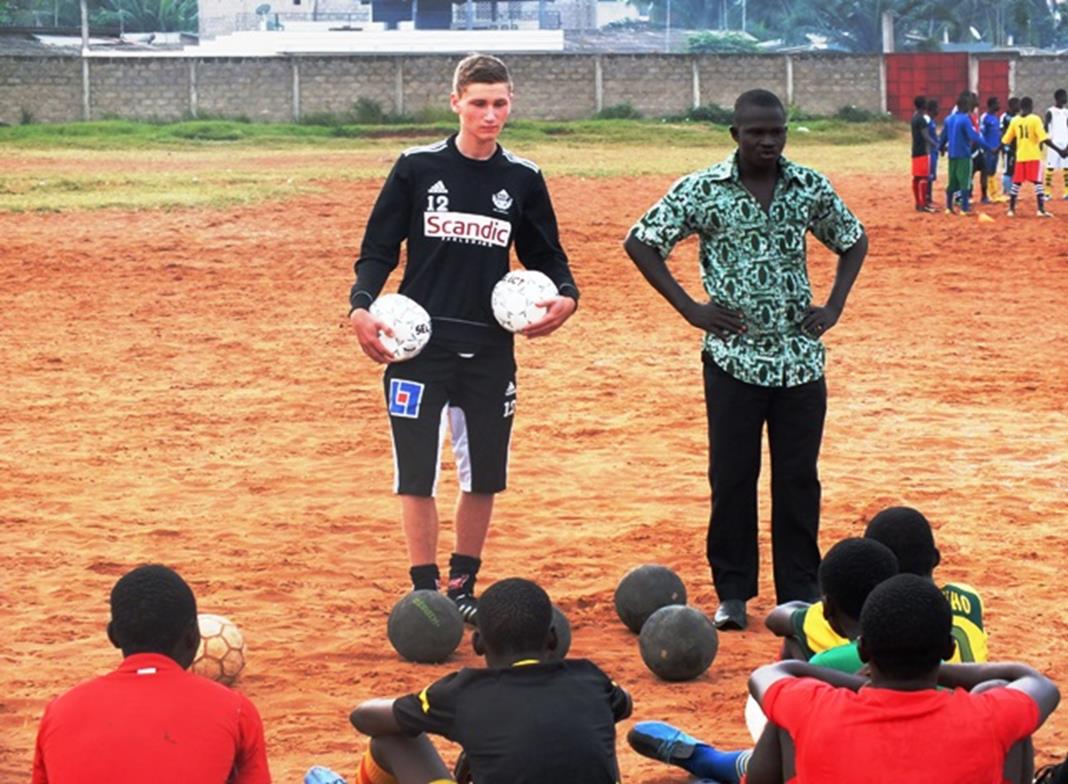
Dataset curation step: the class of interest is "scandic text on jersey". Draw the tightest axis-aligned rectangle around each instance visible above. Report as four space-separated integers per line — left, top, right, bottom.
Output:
424 211 512 248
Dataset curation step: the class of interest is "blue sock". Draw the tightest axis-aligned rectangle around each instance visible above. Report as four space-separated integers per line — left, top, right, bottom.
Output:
960 190 971 213
945 190 953 211
683 744 750 783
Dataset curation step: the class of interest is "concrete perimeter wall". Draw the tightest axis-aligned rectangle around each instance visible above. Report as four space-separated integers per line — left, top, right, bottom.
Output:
0 52 1064 126
1014 57 1067 107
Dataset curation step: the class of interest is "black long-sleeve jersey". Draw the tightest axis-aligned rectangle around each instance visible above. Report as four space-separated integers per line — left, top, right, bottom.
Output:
350 134 579 349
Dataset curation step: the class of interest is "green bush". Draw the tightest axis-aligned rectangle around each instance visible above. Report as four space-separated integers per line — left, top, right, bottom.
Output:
834 105 879 123
602 18 655 32
686 103 733 124
596 103 643 120
687 30 759 53
352 97 389 124
168 121 247 141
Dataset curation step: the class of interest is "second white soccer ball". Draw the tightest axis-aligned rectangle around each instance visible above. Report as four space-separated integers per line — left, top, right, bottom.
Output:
369 293 432 362
491 270 558 333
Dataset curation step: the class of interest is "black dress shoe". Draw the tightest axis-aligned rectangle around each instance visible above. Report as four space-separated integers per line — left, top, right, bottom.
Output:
713 599 747 630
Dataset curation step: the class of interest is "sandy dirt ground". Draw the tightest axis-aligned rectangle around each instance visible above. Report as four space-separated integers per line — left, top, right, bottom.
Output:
1 167 1067 783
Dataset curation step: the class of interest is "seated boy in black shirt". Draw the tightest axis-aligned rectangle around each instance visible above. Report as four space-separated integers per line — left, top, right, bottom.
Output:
349 578 632 784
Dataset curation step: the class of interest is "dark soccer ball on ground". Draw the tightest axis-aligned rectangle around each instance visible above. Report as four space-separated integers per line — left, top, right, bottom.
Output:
549 605 571 660
613 564 688 633
638 605 718 681
387 590 464 663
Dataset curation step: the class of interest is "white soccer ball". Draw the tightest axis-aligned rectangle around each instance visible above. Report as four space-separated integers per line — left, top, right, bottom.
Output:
370 293 432 362
192 613 246 687
491 270 559 333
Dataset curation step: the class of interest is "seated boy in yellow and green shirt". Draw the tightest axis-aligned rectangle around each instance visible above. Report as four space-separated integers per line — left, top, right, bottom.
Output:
768 506 987 666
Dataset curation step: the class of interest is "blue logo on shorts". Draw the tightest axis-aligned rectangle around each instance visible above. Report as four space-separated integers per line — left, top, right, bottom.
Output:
389 379 424 419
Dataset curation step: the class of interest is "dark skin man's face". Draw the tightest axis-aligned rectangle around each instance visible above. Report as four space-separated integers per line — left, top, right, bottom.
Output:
730 105 788 171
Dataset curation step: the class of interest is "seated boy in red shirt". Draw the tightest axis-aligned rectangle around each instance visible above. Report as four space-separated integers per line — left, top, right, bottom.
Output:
746 574 1059 784
628 536 899 782
348 578 632 784
32 564 271 784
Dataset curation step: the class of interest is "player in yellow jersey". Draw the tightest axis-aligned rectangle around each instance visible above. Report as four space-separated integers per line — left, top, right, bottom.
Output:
1001 96 1067 217
768 506 987 664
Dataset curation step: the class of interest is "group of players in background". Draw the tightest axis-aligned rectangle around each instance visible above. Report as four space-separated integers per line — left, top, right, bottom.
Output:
911 88 1068 217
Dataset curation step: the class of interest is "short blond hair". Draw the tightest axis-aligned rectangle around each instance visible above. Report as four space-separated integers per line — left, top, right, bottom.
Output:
452 53 512 96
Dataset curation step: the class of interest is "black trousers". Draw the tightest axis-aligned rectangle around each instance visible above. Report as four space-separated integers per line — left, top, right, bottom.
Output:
703 357 826 604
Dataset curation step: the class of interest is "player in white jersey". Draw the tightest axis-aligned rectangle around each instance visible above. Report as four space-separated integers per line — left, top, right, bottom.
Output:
1044 89 1068 199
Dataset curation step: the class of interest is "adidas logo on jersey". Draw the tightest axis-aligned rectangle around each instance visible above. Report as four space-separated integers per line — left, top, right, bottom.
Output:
505 381 517 397
428 180 449 194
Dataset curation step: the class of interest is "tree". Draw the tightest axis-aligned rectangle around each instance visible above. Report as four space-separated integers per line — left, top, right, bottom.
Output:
91 0 196 32
0 0 88 26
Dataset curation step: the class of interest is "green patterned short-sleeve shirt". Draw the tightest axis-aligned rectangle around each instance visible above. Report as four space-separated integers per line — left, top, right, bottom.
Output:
631 153 864 388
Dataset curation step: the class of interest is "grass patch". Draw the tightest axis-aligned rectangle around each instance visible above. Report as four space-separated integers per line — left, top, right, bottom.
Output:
0 117 906 150
0 118 908 211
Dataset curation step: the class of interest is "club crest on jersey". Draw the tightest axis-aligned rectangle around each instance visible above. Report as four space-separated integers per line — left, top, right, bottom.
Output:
492 189 513 213
424 211 512 248
389 379 425 419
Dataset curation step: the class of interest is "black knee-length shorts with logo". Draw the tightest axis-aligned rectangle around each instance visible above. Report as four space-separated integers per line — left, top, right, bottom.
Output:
383 342 517 497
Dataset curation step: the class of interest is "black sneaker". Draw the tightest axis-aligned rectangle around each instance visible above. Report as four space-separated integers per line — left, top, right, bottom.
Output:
451 593 478 625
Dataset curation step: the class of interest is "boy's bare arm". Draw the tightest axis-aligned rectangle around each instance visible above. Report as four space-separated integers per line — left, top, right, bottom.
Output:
764 601 810 637
938 663 1061 724
748 661 866 707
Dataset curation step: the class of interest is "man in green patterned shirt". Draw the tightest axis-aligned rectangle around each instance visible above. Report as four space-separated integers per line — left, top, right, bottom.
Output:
624 89 868 631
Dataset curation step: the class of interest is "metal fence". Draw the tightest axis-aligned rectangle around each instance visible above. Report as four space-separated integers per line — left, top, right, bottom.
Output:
233 8 372 31
450 1 560 29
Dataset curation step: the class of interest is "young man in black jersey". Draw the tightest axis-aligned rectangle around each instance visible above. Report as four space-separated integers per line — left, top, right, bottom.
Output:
347 55 580 621
349 578 632 784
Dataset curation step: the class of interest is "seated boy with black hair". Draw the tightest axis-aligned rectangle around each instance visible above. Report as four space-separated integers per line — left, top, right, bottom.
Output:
745 574 1059 783
348 577 632 784
32 564 270 784
628 537 899 782
769 505 987 665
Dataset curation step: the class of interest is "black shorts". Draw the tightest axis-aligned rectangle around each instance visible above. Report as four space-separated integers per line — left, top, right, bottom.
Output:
383 342 517 497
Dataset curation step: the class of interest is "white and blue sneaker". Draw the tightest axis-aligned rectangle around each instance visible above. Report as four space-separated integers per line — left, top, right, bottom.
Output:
627 721 702 768
304 766 348 784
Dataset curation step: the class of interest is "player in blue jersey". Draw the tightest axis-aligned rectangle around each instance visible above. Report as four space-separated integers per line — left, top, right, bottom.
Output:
978 96 1002 203
939 94 995 215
